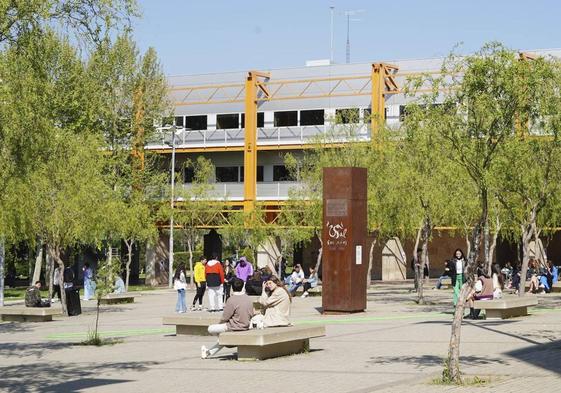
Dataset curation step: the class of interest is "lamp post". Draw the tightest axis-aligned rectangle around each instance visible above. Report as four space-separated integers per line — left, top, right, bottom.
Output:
166 125 178 288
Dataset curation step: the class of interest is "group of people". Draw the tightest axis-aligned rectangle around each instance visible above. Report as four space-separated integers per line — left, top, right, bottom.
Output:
174 255 315 313
201 275 292 359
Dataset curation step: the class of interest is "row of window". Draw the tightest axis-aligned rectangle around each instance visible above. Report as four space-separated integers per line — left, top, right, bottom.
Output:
173 107 388 131
183 165 293 183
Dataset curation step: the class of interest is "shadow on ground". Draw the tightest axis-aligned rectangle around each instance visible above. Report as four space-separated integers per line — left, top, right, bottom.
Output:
505 339 561 376
0 360 159 393
367 354 509 369
0 322 33 334
0 342 72 358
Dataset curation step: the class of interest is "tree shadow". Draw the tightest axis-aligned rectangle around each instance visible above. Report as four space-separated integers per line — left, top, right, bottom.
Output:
0 342 72 358
505 339 561 376
0 360 159 393
367 354 509 369
0 322 33 334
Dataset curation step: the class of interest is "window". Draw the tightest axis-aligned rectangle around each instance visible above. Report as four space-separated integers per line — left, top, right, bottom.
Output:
216 113 239 129
273 165 294 181
184 166 194 183
239 166 263 182
241 112 265 128
335 108 360 124
215 166 239 182
399 105 407 122
185 115 207 130
300 109 324 126
174 116 184 127
363 108 387 123
274 111 298 127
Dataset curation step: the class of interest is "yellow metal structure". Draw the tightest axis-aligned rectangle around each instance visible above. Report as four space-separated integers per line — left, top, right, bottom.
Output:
371 63 399 140
244 71 270 212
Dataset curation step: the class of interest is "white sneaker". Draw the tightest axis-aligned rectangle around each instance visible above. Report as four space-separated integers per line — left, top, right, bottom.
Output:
201 346 209 359
257 321 265 330
301 292 309 298
197 305 202 311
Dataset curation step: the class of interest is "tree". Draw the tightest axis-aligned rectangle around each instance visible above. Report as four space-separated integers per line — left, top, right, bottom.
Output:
410 43 556 383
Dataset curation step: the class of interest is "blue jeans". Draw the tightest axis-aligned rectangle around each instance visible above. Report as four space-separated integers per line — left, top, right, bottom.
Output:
176 289 186 312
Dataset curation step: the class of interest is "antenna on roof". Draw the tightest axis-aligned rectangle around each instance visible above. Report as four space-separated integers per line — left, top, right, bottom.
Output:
344 9 364 64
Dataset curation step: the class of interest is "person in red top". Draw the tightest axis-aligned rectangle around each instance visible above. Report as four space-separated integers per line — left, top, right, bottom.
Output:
205 254 225 312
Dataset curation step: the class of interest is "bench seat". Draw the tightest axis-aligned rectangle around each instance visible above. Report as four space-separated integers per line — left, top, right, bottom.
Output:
99 294 135 305
219 325 326 360
474 296 538 319
162 314 221 335
0 306 61 322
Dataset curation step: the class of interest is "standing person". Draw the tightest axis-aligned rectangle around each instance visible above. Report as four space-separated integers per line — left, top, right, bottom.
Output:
201 278 254 359
82 263 96 301
205 254 225 312
173 264 188 313
52 265 62 302
192 258 207 311
451 249 466 306
251 276 291 329
235 256 253 283
223 259 235 302
300 266 319 298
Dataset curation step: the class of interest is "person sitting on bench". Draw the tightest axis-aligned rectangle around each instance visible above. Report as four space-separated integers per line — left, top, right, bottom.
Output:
201 278 254 359
466 273 493 320
25 281 51 308
252 275 291 329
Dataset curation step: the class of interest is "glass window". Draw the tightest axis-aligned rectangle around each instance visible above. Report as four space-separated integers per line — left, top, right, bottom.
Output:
183 166 194 183
274 111 298 127
300 109 324 126
399 105 407 122
335 108 360 124
239 166 263 182
273 165 294 181
185 115 207 130
216 113 240 129
174 116 184 127
241 112 264 128
215 166 239 182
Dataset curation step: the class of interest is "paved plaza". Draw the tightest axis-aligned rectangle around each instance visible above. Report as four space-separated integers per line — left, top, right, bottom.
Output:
1 282 560 393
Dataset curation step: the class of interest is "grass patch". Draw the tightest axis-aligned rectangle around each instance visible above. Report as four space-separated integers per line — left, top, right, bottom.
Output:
77 330 123 346
127 285 157 292
430 375 494 386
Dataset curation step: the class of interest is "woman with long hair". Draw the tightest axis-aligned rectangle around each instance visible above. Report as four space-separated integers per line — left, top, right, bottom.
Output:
491 263 504 299
173 264 188 313
251 275 291 329
451 249 466 306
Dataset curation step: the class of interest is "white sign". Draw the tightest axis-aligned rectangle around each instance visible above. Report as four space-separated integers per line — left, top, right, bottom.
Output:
355 245 362 265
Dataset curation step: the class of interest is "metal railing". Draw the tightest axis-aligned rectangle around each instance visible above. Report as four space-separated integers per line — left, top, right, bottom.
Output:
180 181 302 201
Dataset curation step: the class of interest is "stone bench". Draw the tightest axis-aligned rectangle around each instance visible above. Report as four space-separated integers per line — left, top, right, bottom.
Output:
294 285 322 296
474 296 538 319
162 314 221 335
0 306 61 322
99 294 135 305
219 325 326 360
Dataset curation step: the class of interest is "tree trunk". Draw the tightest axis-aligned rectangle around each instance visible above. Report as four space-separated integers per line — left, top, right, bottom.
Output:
367 237 377 287
487 217 501 276
412 225 422 292
519 224 533 297
32 241 43 284
483 216 490 273
125 240 133 292
95 299 101 338
47 244 68 316
0 238 5 307
187 237 194 289
418 218 431 305
46 252 54 303
445 216 483 384
314 235 323 273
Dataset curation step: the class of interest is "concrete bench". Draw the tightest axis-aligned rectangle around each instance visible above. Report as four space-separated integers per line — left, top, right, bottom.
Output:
162 314 221 335
294 285 322 296
0 306 61 322
219 325 326 360
99 294 135 305
474 296 538 319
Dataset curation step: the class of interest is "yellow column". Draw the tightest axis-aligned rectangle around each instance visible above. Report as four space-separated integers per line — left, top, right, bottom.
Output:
371 63 385 143
244 72 258 212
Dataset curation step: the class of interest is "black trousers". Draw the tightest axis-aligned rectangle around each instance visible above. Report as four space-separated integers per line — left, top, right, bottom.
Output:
303 282 312 292
53 285 61 299
192 283 206 305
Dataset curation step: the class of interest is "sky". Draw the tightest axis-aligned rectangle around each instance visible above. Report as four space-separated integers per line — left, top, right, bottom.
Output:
133 0 561 76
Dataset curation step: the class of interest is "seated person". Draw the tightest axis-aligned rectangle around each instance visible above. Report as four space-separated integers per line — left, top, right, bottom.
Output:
114 276 126 294
259 266 273 282
434 260 454 289
466 275 493 319
300 267 319 298
245 271 263 296
287 264 305 295
251 276 291 329
201 278 254 359
25 281 51 308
